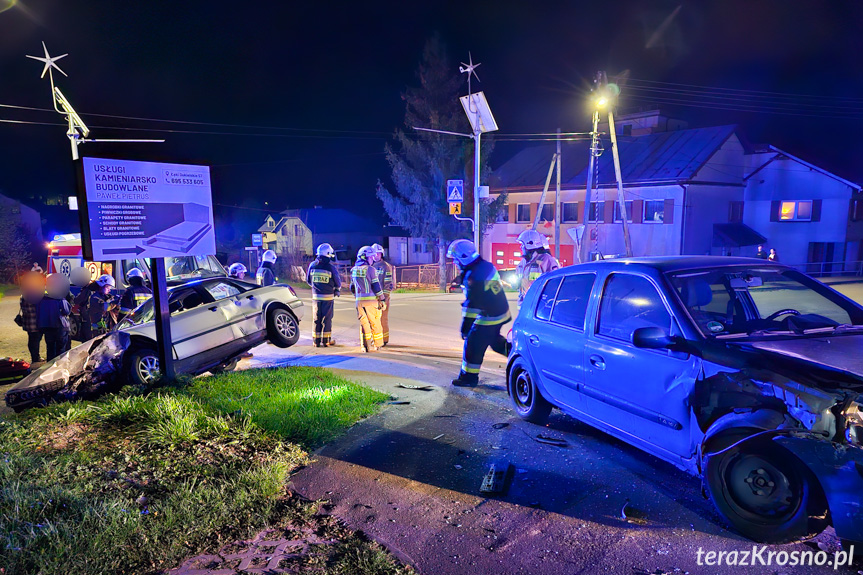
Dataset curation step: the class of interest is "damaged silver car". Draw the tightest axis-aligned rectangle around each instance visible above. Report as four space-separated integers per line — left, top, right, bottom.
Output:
508 256 863 552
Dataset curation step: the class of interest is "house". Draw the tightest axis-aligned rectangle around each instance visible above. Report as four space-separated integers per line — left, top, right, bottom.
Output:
257 214 313 264
484 110 861 272
281 207 383 261
384 224 435 265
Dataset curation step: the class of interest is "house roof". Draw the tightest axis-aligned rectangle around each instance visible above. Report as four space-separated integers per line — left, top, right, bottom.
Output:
282 208 382 234
491 124 739 190
743 146 862 191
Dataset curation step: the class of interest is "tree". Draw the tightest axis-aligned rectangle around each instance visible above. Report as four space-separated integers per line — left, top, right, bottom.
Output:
0 213 33 283
377 35 505 291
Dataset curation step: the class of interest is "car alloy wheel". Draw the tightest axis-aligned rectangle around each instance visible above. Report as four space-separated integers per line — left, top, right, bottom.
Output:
267 308 300 348
136 354 160 384
275 311 297 339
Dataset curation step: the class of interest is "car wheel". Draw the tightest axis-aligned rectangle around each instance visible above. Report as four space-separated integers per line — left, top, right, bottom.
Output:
705 440 828 543
210 358 239 374
508 358 552 424
267 307 300 348
125 347 161 386
69 315 79 339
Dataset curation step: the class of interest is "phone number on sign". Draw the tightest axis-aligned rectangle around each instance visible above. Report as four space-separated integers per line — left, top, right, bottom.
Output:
167 177 205 185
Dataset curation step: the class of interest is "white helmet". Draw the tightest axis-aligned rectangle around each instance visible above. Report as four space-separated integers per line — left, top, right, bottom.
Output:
228 262 247 276
371 243 385 255
446 239 479 267
316 243 335 257
262 249 277 264
126 267 145 280
96 274 115 288
541 234 551 250
357 245 376 262
517 229 544 251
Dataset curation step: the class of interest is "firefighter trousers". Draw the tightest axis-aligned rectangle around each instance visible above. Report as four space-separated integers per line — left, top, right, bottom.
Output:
460 322 508 382
312 300 334 346
356 301 383 351
380 293 391 344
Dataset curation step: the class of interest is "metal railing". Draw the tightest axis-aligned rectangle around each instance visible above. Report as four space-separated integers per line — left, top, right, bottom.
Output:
785 260 863 277
394 263 458 289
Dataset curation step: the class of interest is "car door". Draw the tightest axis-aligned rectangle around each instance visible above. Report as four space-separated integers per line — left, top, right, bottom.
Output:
217 279 266 338
582 272 698 459
523 273 595 410
199 280 254 340
170 284 237 360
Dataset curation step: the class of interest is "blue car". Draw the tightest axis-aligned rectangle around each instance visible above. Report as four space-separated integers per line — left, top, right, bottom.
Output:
508 256 863 552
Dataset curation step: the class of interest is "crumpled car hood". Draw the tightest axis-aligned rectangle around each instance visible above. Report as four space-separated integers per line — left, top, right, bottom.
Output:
746 335 863 377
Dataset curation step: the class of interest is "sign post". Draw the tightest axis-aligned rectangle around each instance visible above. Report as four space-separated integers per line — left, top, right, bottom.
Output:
75 157 217 383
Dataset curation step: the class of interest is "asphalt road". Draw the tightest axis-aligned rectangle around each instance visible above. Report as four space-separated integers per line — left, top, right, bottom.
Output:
3 284 863 573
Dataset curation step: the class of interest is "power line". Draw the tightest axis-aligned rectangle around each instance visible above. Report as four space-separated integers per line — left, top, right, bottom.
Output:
624 77 863 103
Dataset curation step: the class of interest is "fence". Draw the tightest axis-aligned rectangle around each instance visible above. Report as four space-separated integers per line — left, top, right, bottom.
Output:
785 260 863 277
394 263 459 289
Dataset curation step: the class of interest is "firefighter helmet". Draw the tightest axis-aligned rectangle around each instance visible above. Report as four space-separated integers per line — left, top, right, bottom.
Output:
261 249 277 264
316 243 335 257
126 267 145 280
517 229 544 251
357 245 376 262
96 274 115 288
228 263 247 277
446 239 479 267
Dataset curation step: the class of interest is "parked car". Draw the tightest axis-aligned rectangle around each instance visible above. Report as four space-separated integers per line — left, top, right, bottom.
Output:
119 277 303 384
508 256 863 552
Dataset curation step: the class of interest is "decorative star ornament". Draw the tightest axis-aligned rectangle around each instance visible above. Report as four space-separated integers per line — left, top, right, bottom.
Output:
459 52 481 83
26 41 68 78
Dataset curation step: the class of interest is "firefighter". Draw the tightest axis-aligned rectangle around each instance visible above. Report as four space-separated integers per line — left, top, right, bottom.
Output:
228 262 248 280
307 243 342 347
118 268 152 320
447 239 511 387
350 245 385 352
256 250 277 286
370 243 395 346
87 274 118 337
515 229 560 308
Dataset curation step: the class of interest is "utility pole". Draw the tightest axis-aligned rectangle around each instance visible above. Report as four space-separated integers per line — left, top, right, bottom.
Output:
608 107 633 257
555 127 562 260
579 106 602 264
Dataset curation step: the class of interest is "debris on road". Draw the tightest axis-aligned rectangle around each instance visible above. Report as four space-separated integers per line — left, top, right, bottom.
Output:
620 500 649 525
491 422 509 429
386 400 410 405
396 383 434 391
432 433 445 440
535 434 568 447
479 461 511 494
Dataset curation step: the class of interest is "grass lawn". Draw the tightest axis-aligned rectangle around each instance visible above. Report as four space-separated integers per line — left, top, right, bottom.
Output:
0 283 14 300
0 367 406 575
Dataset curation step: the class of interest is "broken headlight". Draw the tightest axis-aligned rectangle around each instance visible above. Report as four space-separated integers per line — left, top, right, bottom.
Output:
847 403 863 446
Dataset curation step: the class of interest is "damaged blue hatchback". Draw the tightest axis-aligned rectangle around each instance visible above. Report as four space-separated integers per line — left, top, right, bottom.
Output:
508 256 863 552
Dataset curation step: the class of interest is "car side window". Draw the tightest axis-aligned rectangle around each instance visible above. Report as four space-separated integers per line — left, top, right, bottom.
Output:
534 277 562 321
169 288 205 315
550 274 596 330
597 274 671 342
204 281 241 301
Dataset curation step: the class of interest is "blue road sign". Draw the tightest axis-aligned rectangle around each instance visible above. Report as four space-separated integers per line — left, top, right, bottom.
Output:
251 233 263 246
447 179 464 203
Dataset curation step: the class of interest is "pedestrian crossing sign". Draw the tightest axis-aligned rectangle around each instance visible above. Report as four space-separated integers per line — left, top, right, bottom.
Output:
449 202 462 215
446 180 464 202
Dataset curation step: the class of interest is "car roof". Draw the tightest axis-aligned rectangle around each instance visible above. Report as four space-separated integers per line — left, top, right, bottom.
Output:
549 256 788 276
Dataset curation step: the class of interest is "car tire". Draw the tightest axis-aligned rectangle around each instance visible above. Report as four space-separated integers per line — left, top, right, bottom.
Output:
705 439 828 543
210 358 239 374
267 307 300 348
69 314 80 340
508 357 552 424
125 346 161 386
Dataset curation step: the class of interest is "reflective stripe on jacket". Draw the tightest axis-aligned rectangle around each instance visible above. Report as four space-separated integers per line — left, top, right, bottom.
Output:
350 261 383 302
308 256 342 301
517 251 560 304
372 260 395 293
460 258 511 326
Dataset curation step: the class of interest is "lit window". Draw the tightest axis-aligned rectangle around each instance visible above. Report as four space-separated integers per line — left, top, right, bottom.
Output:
514 251 522 257
496 259 504 265
496 251 504 256
644 200 665 223
779 200 812 221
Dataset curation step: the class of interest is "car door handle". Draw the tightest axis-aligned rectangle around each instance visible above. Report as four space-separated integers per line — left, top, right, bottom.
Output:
528 335 540 346
208 306 218 312
245 295 255 300
589 354 606 370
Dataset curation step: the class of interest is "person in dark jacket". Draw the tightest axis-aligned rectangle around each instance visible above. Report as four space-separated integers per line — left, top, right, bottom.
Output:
38 274 72 360
256 250 277 286
307 243 342 347
118 268 152 320
87 274 117 337
18 269 46 363
73 279 100 341
447 239 511 387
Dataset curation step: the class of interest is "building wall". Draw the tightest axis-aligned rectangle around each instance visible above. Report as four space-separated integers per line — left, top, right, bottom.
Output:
744 156 856 265
387 237 434 265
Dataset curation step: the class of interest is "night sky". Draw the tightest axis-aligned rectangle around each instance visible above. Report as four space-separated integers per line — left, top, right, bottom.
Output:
2 1 862 226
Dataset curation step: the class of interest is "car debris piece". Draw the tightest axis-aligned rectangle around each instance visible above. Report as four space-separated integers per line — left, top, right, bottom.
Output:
620 500 649 525
5 332 131 412
492 422 509 430
433 434 445 440
387 400 410 405
535 434 568 447
479 461 512 494
397 383 434 391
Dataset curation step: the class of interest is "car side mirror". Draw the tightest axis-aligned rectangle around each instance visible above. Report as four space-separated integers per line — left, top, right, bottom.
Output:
632 326 676 349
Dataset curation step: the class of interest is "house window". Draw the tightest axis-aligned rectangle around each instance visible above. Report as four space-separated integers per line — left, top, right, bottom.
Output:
643 200 665 223
622 124 632 137
588 201 604 223
516 204 531 223
539 203 554 222
613 200 633 223
729 201 744 223
497 204 509 222
562 202 579 223
281 227 288 236
780 200 812 221
852 199 863 222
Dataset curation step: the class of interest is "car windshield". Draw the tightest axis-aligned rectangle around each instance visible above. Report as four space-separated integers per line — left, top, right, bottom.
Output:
666 266 863 339
162 256 225 281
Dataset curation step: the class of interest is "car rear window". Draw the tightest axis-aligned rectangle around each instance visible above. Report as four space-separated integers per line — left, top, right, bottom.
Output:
534 277 562 321
550 274 595 330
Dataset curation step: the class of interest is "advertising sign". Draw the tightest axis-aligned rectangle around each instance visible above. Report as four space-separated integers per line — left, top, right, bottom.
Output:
76 157 216 261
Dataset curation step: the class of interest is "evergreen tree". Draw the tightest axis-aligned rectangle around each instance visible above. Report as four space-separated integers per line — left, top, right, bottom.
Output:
377 35 505 291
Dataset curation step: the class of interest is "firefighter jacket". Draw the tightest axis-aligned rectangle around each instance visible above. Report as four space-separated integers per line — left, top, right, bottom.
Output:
307 256 342 301
516 249 560 305
350 260 383 303
372 259 395 293
119 278 152 314
256 262 276 287
459 257 511 336
87 290 116 326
